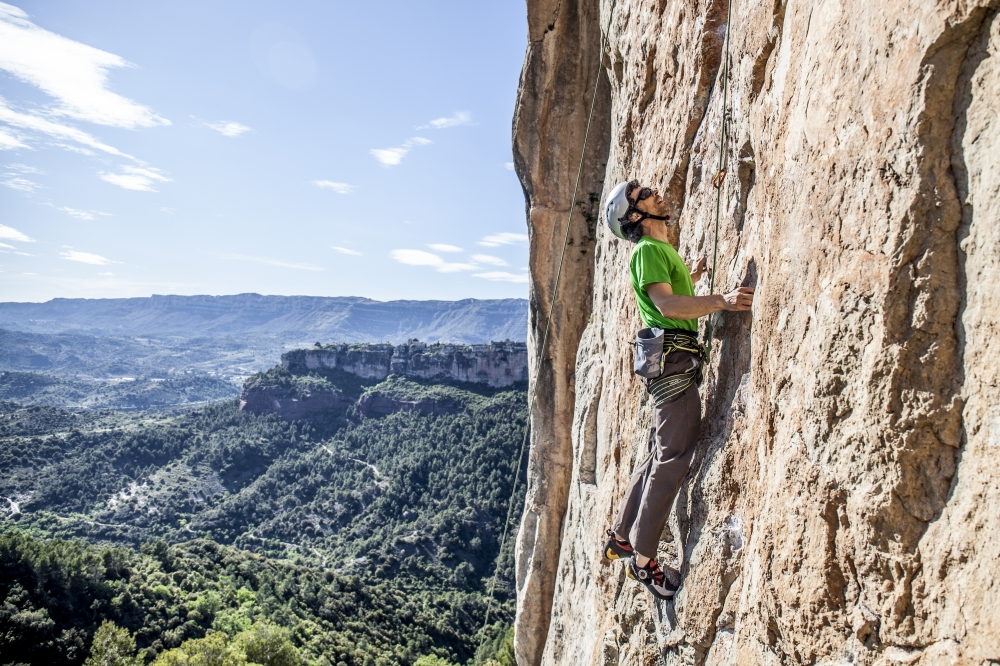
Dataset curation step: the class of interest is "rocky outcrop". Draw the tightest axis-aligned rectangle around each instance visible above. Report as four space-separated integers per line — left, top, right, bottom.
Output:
237 383 354 420
281 340 528 388
354 393 458 418
238 386 458 420
239 340 527 420
513 1 1000 665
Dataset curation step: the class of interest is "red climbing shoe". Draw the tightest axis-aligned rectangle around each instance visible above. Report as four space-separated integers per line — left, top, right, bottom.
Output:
603 530 634 561
626 556 678 600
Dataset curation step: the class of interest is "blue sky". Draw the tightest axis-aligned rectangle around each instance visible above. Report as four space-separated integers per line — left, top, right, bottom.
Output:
0 1 530 303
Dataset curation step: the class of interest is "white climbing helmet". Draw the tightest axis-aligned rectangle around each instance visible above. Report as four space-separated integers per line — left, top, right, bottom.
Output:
604 181 631 240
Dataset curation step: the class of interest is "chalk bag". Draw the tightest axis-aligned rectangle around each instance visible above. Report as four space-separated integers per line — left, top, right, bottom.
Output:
634 327 665 379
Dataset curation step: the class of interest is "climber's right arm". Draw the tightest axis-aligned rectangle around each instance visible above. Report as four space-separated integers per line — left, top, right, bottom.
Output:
646 282 754 320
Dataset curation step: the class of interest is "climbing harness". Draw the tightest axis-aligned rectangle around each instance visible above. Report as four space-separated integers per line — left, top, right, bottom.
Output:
703 0 736 363
477 2 618 649
648 363 700 404
635 328 706 404
645 331 706 404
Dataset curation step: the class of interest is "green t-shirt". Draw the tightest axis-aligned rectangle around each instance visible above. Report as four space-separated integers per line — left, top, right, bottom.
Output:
629 236 697 332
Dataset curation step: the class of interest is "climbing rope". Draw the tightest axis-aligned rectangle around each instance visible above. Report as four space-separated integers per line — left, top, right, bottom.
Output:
703 0 735 363
477 1 617 650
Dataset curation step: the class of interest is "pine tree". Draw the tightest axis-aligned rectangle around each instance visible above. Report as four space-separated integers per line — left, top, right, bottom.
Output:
85 621 143 666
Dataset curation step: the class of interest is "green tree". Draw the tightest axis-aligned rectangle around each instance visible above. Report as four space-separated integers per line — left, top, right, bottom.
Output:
413 656 455 666
85 621 143 666
493 626 515 666
232 620 300 666
151 632 246 666
476 625 514 666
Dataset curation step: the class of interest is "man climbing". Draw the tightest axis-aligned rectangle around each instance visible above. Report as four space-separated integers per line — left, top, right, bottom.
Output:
600 180 754 600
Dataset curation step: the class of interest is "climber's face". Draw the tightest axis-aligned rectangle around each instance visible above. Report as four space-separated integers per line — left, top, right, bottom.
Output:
629 187 670 223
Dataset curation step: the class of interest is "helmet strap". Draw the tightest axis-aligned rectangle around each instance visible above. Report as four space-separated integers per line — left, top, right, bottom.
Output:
620 210 670 225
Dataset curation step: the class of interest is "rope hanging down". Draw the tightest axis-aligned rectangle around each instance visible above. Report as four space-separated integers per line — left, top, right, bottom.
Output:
703 0 735 362
477 2 617 648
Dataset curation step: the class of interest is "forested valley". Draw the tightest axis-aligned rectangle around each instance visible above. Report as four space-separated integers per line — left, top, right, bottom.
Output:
0 364 526 666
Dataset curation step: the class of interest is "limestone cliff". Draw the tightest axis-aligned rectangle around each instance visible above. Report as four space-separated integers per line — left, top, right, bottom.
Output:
281 340 528 387
513 0 1000 664
239 340 528 420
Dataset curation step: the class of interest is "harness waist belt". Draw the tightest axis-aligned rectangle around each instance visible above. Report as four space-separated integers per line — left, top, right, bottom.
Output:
647 332 706 405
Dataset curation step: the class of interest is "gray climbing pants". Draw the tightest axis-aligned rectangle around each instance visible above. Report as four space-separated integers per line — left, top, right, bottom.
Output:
611 353 702 558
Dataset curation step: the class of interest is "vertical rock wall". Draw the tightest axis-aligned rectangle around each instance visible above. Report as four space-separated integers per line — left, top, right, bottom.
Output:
513 0 1000 664
512 0 611 663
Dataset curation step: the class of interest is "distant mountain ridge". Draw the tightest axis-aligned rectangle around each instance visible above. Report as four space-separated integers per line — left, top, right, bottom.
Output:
0 293 528 343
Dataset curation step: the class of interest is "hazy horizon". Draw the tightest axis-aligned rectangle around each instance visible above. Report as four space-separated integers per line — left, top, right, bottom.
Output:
0 292 530 305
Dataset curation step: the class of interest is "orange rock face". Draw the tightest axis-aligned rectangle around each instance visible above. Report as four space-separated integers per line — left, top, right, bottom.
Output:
512 0 1000 664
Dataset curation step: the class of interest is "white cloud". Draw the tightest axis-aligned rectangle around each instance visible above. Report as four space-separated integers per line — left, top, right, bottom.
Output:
60 249 112 265
0 95 134 157
54 206 95 220
503 162 515 170
0 242 14 249
389 249 475 273
0 224 34 242
330 246 362 256
98 271 113 275
3 162 42 190
314 180 354 194
474 271 529 283
478 232 529 247
370 147 406 166
226 254 324 271
99 165 171 192
390 249 442 267
0 5 169 129
55 143 94 155
0 127 26 149
470 253 508 267
437 262 477 273
0 7 168 160
427 243 462 253
370 137 432 167
203 120 252 137
3 175 37 191
7 162 41 174
417 111 472 130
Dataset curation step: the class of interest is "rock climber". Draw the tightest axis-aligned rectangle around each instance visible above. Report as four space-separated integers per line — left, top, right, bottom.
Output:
600 179 754 600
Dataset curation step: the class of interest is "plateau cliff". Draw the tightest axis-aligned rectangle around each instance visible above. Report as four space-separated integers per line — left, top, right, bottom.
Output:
240 340 528 419
282 340 529 387
513 0 999 665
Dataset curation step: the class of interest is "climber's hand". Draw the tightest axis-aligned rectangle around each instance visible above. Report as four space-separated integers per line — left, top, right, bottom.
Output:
721 286 754 311
690 256 708 283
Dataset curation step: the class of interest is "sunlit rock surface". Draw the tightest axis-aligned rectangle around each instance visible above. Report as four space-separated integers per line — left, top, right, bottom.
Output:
512 0 1000 664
